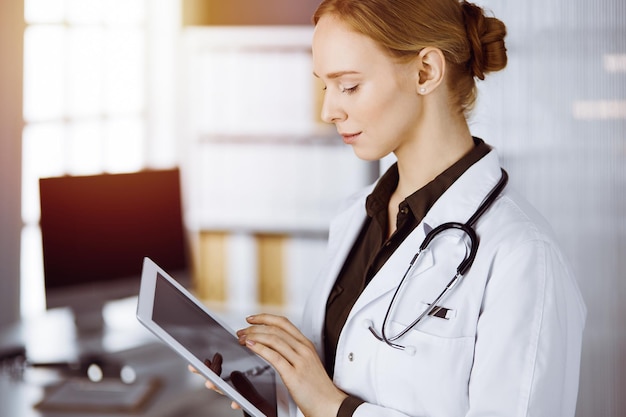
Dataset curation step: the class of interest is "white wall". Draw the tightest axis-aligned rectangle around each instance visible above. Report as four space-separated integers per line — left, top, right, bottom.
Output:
0 1 23 329
472 2 626 416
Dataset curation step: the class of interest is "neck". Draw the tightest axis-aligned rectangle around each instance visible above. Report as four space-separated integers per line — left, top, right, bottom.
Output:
393 117 474 200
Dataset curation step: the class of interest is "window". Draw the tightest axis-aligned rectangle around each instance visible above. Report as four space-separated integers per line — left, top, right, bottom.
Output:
21 0 179 317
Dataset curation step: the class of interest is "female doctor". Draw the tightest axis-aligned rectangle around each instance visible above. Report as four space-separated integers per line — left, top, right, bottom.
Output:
206 0 587 416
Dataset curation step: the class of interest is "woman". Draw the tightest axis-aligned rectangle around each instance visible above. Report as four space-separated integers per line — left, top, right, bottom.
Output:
206 1 587 416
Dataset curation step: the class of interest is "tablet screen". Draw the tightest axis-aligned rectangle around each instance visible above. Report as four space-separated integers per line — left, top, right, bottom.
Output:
152 272 278 417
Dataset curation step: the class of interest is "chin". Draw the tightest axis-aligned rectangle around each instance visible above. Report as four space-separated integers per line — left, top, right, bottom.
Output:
351 146 389 162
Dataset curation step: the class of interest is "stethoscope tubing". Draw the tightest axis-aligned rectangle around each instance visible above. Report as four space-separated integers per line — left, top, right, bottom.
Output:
369 169 509 350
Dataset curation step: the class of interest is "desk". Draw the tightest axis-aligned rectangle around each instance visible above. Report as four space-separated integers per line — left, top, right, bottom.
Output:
0 299 241 417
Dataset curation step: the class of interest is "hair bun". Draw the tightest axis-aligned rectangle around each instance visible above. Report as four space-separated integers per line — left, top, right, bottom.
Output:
461 1 507 80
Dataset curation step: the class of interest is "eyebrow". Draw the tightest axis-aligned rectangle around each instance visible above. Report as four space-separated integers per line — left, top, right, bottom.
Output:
312 70 361 79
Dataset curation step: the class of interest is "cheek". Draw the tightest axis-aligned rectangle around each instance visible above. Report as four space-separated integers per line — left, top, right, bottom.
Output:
347 76 419 144
387 87 421 128
373 77 417 116
355 88 399 124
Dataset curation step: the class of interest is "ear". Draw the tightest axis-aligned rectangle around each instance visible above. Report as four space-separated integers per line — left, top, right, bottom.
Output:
415 47 446 95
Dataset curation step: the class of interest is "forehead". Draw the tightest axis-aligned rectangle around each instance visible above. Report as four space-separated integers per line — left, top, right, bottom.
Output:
312 15 390 78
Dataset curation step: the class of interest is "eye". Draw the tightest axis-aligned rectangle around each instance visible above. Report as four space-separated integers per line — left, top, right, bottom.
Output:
341 85 359 94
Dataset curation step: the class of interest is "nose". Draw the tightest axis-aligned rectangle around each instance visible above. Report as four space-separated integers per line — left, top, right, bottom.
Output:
320 91 346 124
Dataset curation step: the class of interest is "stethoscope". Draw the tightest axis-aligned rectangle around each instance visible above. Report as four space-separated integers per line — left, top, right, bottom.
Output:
368 169 509 352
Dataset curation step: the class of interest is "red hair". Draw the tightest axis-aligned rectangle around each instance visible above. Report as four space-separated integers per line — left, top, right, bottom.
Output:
313 0 507 115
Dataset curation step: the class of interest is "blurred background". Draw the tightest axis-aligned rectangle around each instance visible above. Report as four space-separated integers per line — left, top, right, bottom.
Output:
0 0 624 416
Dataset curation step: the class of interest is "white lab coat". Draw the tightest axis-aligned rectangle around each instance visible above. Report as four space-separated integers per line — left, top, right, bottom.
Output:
298 150 586 417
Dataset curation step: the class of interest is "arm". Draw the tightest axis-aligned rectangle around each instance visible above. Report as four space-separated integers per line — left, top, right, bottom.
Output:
465 239 586 417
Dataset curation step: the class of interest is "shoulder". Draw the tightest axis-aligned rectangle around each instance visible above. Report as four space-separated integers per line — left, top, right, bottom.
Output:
478 187 584 310
481 186 560 251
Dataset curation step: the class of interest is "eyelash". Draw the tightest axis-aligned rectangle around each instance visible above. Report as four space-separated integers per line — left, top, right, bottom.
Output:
321 85 359 94
341 85 359 94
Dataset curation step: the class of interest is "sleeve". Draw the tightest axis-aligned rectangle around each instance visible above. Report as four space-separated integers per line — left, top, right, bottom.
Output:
337 396 365 417
465 238 586 417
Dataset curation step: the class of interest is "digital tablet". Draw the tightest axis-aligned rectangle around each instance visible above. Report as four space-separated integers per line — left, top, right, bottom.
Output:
137 257 291 417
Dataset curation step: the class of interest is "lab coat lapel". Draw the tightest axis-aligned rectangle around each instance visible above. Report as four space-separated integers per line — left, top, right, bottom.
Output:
306 189 371 346
347 222 434 318
424 150 503 230
325 201 368 288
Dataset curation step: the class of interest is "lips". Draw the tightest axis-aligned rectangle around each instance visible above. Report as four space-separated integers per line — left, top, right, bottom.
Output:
340 132 361 144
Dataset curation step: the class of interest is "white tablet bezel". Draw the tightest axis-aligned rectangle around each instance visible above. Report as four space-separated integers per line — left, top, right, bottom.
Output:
136 257 291 417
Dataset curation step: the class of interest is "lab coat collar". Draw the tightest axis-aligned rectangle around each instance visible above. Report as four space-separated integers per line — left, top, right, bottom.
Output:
421 150 503 231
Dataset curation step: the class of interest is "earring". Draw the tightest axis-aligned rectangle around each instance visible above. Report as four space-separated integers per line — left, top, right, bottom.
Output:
419 87 426 94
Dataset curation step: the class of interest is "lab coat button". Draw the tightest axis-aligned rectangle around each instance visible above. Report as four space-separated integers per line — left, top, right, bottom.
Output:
348 352 354 361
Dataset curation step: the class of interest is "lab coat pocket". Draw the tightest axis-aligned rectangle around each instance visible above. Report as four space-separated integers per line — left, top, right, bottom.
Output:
374 325 474 416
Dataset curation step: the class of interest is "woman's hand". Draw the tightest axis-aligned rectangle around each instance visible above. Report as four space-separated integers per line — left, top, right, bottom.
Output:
189 353 273 415
187 354 241 411
237 314 348 417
